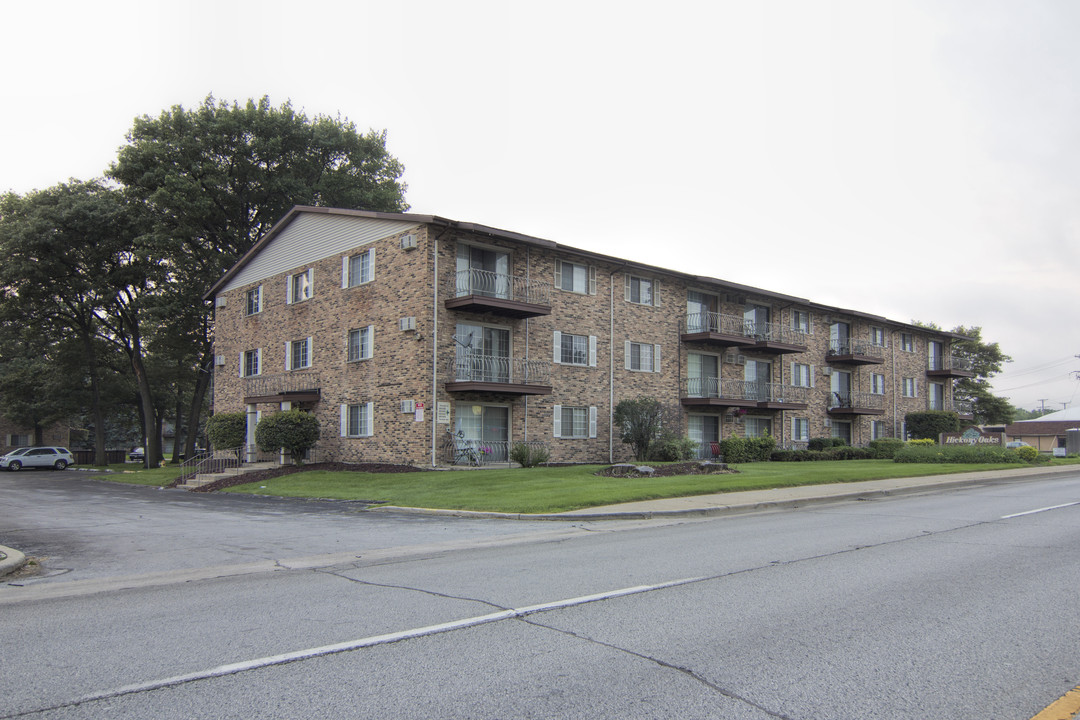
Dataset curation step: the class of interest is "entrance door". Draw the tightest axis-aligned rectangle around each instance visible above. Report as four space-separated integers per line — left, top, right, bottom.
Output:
687 291 718 332
929 382 944 410
688 415 721 459
928 340 944 371
831 370 852 407
455 404 509 461
830 322 851 355
831 420 852 444
744 304 770 338
455 324 510 383
457 245 509 298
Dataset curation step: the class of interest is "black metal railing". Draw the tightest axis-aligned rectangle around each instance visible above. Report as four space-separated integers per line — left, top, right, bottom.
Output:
828 391 885 411
450 269 550 305
447 355 550 385
243 372 321 398
827 340 885 359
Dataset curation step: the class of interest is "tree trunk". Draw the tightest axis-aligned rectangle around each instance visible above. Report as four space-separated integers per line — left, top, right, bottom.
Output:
184 353 214 460
171 390 184 465
130 349 160 469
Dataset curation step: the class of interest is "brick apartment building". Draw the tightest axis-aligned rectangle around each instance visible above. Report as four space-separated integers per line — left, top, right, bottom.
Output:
206 206 973 466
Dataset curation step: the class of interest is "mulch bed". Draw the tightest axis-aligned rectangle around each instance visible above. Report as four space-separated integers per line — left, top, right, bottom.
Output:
594 461 734 478
179 462 426 493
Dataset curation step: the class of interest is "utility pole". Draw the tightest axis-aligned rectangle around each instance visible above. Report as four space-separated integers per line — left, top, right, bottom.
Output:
1038 398 1049 413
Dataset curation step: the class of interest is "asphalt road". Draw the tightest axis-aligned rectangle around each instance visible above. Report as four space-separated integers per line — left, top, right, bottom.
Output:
2 468 1080 719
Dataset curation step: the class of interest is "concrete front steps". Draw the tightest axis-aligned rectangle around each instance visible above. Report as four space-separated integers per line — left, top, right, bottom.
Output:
176 461 278 490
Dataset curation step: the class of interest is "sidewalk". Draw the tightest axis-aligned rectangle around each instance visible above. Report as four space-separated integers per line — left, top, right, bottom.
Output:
372 464 1080 521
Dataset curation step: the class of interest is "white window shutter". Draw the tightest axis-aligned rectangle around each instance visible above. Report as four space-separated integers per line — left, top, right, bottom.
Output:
654 345 661 373
553 260 562 289
624 341 631 370
284 342 291 370
809 365 815 388
367 249 375 282
624 273 631 301
285 276 293 305
307 268 314 298
340 405 348 437
653 279 661 306
914 379 919 398
588 336 597 367
306 337 313 367
553 331 562 363
365 402 374 436
367 326 375 359
553 405 562 438
342 256 350 288
257 285 262 309
588 407 597 438
239 352 245 377
256 348 262 374
588 266 597 295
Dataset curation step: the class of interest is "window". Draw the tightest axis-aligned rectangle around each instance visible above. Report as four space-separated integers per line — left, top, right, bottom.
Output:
792 418 809 443
287 269 313 304
929 382 944 410
553 332 596 367
792 310 811 334
872 421 888 440
625 274 660 306
831 420 852 444
286 338 312 370
456 244 509 298
7 434 30 447
792 363 813 388
348 327 374 362
870 326 886 347
902 377 917 398
242 349 261 377
343 249 375 288
555 260 595 294
340 402 373 437
688 415 721 458
245 286 262 316
745 417 772 438
553 406 596 439
901 333 914 352
625 341 661 372
870 373 885 395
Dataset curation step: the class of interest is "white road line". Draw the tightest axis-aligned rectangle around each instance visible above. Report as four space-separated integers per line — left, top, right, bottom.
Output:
1001 502 1080 519
66 575 708 709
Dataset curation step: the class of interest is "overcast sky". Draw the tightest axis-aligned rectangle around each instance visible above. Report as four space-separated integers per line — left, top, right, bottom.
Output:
3 0 1077 411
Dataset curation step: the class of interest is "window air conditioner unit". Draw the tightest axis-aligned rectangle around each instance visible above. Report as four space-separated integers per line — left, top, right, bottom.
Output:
400 399 416 414
736 354 746 366
824 418 832 428
724 351 737 364
215 297 227 308
214 355 226 367
400 233 417 250
399 316 417 332
823 367 833 375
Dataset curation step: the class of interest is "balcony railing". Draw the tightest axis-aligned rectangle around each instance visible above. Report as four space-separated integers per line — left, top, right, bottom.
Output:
827 390 885 413
449 269 551 306
243 372 322 401
447 354 550 386
685 377 762 401
927 354 974 377
747 321 810 348
443 438 549 466
758 382 810 405
826 340 885 363
683 312 753 338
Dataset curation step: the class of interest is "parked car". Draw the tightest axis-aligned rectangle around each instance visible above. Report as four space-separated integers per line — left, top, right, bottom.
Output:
1 446 75 471
128 447 145 462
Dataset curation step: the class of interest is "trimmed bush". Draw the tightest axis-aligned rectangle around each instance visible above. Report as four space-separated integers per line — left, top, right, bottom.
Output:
770 447 873 462
908 438 936 447
1015 445 1039 462
205 412 247 450
255 410 320 465
868 438 906 459
894 444 1022 464
510 443 550 467
808 437 847 451
905 411 960 440
649 432 698 462
719 437 752 464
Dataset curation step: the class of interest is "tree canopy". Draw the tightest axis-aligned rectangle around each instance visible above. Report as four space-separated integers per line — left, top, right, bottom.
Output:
914 322 1014 425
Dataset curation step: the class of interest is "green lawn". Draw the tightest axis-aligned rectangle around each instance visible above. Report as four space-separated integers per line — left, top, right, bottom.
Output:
92 464 187 486
216 459 1073 514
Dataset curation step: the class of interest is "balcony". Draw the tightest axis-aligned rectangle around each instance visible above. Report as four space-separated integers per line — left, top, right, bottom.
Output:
445 269 551 318
827 391 885 415
445 355 552 396
930 399 975 419
826 339 885 365
755 383 810 410
744 321 809 355
680 312 757 348
243 372 321 404
681 377 760 408
926 355 975 378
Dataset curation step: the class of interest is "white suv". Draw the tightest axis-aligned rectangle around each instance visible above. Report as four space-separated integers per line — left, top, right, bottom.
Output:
1 447 75 471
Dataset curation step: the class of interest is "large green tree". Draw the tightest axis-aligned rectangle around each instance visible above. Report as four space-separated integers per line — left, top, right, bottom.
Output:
915 322 1014 425
107 96 409 461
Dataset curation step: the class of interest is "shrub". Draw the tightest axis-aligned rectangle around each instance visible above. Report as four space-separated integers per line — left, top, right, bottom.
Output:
904 411 960 440
770 447 873 462
749 434 777 461
614 396 666 461
907 438 936 447
649 431 698 461
719 437 752 464
1015 445 1039 462
254 410 320 465
894 444 1022 464
510 443 550 467
808 437 847 451
205 412 247 450
868 438 906 459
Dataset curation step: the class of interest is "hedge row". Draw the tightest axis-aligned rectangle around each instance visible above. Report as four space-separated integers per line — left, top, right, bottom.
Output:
893 445 1026 464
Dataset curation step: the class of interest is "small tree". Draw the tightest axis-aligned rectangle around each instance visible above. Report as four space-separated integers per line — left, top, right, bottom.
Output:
904 411 960 440
614 396 665 461
205 412 247 451
254 410 320 465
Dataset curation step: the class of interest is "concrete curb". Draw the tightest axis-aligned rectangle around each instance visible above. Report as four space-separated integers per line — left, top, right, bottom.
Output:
368 465 1080 521
0 545 27 578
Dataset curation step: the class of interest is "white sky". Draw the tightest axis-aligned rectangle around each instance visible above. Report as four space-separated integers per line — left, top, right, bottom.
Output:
2 0 1078 411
